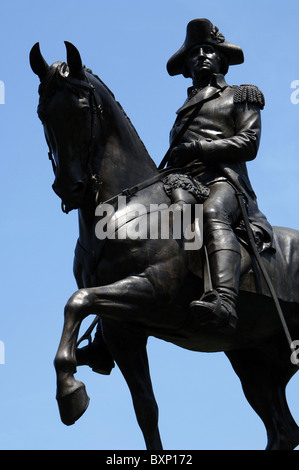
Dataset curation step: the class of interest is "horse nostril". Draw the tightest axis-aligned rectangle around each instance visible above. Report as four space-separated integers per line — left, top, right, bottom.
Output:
52 180 85 199
73 181 85 194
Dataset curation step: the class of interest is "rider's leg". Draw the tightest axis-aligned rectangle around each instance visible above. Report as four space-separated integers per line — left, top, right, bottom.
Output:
190 239 240 328
190 181 241 329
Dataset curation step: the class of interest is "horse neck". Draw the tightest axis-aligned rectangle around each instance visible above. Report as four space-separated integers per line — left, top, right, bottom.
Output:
78 78 158 249
94 91 158 201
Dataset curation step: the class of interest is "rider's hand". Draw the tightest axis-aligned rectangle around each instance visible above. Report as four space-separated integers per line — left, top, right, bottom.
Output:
169 141 202 167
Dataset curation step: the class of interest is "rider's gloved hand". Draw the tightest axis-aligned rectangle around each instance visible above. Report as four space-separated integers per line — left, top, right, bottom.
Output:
168 140 202 167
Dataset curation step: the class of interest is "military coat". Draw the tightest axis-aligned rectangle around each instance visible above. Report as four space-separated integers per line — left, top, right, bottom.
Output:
169 73 272 250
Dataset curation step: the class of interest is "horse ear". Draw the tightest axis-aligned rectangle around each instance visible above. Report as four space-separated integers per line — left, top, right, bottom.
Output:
30 42 49 81
65 41 84 78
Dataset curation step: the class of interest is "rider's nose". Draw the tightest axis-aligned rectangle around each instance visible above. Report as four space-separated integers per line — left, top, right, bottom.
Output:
198 47 206 57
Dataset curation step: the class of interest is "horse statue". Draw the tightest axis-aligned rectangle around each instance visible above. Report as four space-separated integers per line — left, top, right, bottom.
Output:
30 41 299 450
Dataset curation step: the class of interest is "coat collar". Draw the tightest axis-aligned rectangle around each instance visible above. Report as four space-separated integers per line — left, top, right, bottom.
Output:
176 73 229 114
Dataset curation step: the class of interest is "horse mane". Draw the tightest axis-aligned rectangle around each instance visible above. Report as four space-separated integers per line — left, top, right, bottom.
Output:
86 69 152 161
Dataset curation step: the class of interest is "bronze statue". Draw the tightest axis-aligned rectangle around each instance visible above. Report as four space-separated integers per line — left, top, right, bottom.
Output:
30 21 299 450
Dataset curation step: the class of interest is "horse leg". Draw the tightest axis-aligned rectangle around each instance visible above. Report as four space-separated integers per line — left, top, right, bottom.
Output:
102 320 163 450
54 274 160 427
54 300 90 425
226 345 299 450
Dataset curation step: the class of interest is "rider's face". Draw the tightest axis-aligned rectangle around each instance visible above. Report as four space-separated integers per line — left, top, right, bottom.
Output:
186 44 221 82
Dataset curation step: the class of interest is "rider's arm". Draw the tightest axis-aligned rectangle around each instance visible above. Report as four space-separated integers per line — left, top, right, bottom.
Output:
199 102 262 164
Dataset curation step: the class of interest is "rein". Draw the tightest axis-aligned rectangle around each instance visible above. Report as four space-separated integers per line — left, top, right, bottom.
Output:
94 167 180 208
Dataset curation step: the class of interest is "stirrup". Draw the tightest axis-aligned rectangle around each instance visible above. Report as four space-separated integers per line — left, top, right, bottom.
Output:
190 289 237 329
198 289 222 314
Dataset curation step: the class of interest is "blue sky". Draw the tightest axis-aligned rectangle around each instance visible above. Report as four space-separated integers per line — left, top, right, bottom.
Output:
1 0 299 450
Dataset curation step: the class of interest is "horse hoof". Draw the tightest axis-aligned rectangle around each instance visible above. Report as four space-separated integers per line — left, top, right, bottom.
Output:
56 381 90 426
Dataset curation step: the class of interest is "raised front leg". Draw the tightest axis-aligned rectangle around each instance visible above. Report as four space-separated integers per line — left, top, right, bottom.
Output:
54 296 90 425
54 274 160 428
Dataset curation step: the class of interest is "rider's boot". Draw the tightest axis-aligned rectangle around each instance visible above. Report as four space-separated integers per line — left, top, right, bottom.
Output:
76 325 115 375
190 246 240 330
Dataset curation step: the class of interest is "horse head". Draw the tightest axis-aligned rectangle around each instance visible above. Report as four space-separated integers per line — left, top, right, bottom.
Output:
30 42 158 214
30 42 103 213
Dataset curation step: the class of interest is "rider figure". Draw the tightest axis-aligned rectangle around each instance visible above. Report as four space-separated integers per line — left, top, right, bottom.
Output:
77 18 274 372
166 18 272 330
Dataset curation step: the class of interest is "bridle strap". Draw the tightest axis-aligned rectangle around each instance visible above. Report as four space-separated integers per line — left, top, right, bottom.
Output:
45 72 104 211
46 134 57 175
65 74 104 143
66 76 104 117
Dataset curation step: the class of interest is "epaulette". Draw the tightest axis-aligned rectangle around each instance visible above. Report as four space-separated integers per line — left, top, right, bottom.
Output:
233 84 265 109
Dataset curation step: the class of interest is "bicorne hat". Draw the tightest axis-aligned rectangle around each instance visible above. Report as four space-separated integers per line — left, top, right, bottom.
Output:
167 18 244 77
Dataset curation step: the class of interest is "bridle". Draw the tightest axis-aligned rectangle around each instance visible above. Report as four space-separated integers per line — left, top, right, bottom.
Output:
42 69 180 217
43 71 104 213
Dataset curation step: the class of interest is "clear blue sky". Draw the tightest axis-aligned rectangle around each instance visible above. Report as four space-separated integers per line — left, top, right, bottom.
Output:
1 0 299 450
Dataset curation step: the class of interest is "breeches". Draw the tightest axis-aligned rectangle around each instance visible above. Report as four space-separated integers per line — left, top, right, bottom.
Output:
203 181 241 255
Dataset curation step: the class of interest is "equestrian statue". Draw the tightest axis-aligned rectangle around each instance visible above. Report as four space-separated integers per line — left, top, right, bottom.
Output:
30 19 299 450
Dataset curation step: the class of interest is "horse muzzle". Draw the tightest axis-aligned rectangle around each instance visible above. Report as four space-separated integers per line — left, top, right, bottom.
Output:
52 179 87 211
